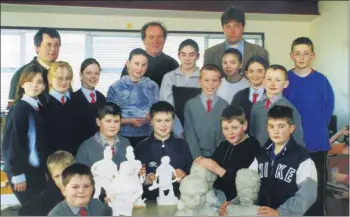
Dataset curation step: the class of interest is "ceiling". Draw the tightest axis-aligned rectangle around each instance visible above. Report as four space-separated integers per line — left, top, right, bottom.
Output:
1 3 318 22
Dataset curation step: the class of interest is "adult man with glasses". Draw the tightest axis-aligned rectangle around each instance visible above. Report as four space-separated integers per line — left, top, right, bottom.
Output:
8 28 61 108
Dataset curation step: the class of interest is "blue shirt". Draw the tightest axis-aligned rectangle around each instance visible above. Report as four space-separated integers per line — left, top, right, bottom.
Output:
200 93 219 109
249 86 265 103
283 70 334 152
106 76 159 137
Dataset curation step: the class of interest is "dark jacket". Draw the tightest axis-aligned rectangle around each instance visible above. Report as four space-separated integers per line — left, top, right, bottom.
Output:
250 137 317 216
135 133 192 200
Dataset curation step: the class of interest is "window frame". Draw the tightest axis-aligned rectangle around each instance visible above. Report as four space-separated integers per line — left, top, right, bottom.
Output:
1 26 264 111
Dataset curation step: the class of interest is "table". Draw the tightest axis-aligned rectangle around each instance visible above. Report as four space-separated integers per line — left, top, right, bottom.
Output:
132 200 178 216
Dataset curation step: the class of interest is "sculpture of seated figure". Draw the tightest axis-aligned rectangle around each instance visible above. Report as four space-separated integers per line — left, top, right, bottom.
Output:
175 175 219 216
91 146 119 199
148 156 179 205
221 168 260 216
190 164 221 209
109 161 143 216
124 146 146 207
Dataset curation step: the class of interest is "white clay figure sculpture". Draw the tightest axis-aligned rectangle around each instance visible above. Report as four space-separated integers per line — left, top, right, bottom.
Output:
148 156 179 205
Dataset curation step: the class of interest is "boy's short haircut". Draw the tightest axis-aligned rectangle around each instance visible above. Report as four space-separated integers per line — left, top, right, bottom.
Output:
221 5 245 27
266 64 288 80
223 48 243 64
267 105 295 125
47 151 75 175
221 105 246 125
291 37 314 52
244 56 269 72
97 102 122 120
150 101 175 119
200 64 221 77
178 39 199 54
62 163 94 187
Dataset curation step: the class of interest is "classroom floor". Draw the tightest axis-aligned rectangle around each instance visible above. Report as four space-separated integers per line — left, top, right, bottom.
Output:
1 167 21 216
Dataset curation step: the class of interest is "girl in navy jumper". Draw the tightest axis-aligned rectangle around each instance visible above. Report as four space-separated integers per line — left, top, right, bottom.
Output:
107 48 159 147
41 61 79 156
231 56 268 134
72 58 106 144
3 63 48 208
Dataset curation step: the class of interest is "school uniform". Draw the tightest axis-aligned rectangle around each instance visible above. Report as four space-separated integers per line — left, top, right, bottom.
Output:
249 137 318 216
217 76 250 104
2 95 47 206
231 86 265 134
48 199 112 216
211 136 261 200
250 96 305 147
18 178 64 216
41 89 79 157
72 86 106 144
184 94 229 159
75 132 131 168
135 133 193 200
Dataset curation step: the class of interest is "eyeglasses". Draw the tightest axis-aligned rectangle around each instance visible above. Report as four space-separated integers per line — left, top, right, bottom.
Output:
54 76 72 82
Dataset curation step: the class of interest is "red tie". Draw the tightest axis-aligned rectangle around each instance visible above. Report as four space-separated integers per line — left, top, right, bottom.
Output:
206 99 212 112
265 99 271 109
61 96 65 105
111 147 115 156
90 92 96 103
252 93 259 104
79 208 87 216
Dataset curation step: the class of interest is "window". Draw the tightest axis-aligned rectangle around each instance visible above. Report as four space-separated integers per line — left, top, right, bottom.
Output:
0 28 264 111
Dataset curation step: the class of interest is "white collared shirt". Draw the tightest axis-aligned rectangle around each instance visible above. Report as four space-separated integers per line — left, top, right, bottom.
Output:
21 94 41 110
248 86 265 103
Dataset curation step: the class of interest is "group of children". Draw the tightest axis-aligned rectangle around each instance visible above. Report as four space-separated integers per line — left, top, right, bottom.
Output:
2 35 336 216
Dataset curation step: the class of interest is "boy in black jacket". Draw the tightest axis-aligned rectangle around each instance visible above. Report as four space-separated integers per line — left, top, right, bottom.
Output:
194 105 260 201
249 105 317 216
135 101 193 200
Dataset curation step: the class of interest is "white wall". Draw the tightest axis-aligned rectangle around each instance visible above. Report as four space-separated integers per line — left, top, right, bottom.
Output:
310 1 349 129
1 10 310 69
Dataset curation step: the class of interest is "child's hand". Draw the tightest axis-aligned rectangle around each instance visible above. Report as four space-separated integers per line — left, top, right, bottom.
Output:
139 165 146 176
144 173 156 185
257 206 279 216
220 201 231 216
193 156 204 165
175 169 187 183
104 197 111 204
341 127 349 136
145 113 151 122
196 158 219 173
14 181 27 192
130 118 145 128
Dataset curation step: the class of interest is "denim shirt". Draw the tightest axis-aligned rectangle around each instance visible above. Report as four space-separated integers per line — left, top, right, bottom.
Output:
106 76 159 137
